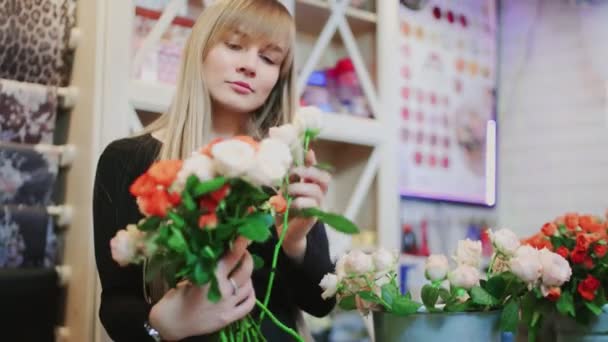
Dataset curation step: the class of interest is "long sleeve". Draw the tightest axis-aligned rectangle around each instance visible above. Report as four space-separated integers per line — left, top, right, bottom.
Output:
279 221 336 317
93 141 155 342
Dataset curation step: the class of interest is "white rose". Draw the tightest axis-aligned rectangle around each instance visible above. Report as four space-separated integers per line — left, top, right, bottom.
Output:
335 256 346 279
453 239 482 268
373 248 397 273
269 124 299 147
110 225 144 267
343 250 374 274
246 139 292 187
172 153 215 193
489 228 520 257
319 273 339 299
211 139 256 178
425 254 449 281
509 245 542 285
295 106 323 134
448 264 480 290
539 248 572 287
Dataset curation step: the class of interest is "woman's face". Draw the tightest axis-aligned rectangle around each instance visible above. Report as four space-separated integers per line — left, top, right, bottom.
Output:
203 31 286 115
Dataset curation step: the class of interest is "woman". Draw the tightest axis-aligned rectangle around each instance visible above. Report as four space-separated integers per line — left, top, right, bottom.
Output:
93 0 335 340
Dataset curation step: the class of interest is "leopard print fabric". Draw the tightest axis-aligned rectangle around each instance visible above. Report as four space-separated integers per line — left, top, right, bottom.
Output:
0 0 76 87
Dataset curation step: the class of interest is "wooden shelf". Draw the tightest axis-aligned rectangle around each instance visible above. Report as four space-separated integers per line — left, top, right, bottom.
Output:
129 79 384 146
295 0 376 38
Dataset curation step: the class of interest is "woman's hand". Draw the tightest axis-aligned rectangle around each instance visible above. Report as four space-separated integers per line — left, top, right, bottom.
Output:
148 236 255 340
277 149 331 262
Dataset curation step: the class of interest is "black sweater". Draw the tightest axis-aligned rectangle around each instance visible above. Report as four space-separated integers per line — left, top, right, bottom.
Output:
93 134 336 341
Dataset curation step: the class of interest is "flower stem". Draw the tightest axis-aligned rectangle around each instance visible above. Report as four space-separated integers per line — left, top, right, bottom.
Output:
220 330 228 342
304 134 311 155
256 299 304 342
259 197 293 322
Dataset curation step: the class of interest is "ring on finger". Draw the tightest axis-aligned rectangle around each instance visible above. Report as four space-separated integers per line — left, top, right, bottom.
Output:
229 277 238 296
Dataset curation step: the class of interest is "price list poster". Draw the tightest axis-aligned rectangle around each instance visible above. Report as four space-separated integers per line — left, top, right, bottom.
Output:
398 0 498 206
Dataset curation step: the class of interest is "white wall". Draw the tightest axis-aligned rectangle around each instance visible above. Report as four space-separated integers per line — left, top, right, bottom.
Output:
497 0 608 236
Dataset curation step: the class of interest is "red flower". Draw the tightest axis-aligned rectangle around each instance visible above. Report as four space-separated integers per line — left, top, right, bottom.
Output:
541 222 557 237
594 244 608 258
556 246 569 259
584 256 595 270
148 160 183 187
198 213 218 229
571 250 587 264
565 213 579 231
269 194 287 214
199 197 218 213
578 275 600 301
545 287 561 302
130 173 157 197
210 185 231 203
577 234 591 252
137 188 174 217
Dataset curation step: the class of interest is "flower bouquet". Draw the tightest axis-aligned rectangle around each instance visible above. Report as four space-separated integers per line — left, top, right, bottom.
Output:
518 212 608 340
109 107 359 341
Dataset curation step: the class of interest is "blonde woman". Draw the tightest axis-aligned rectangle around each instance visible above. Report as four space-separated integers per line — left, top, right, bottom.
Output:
93 0 335 341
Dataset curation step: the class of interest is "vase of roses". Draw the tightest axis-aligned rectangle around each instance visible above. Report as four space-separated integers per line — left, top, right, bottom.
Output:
520 212 608 342
319 226 577 342
109 107 360 341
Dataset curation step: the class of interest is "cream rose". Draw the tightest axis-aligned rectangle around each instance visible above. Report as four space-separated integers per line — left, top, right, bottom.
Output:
510 245 542 285
372 248 397 273
425 254 449 281
489 228 520 257
295 106 323 134
172 153 215 193
448 264 480 290
539 248 572 287
319 273 339 299
453 239 482 268
110 224 145 267
211 139 256 177
343 250 374 275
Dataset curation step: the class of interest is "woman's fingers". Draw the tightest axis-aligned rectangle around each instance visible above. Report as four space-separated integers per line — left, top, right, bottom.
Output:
287 183 323 204
228 251 254 288
217 236 250 278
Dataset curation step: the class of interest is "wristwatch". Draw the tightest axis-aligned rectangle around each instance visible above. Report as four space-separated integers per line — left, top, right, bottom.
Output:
144 321 162 342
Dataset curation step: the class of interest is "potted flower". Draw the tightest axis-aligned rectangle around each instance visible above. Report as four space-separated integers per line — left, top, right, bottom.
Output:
519 212 608 341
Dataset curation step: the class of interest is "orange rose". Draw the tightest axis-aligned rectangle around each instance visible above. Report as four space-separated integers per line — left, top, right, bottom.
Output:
269 194 287 214
576 234 591 252
545 287 561 302
137 188 174 217
148 160 183 187
198 213 218 229
200 137 224 157
541 222 557 236
130 173 157 197
565 213 579 231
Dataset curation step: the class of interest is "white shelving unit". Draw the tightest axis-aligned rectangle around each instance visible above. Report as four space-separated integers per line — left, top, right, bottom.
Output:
93 0 401 339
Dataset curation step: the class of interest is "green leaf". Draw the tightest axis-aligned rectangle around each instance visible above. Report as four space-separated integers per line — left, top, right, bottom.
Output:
439 288 451 302
252 254 264 270
471 286 498 306
485 276 506 299
139 216 162 232
167 227 188 253
421 285 440 310
191 177 227 197
193 262 210 285
557 291 575 317
202 246 216 259
237 213 273 242
381 284 398 308
585 301 603 316
391 297 421 316
181 190 196 211
167 211 185 228
531 311 541 328
338 295 357 310
521 292 537 324
358 291 380 303
445 300 470 312
208 276 222 302
500 299 520 333
299 208 359 234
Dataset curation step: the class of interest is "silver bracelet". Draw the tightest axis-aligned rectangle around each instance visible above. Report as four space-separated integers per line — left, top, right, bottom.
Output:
144 321 162 342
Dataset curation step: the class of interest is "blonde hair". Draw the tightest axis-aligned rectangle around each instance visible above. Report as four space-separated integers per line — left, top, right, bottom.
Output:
144 0 296 160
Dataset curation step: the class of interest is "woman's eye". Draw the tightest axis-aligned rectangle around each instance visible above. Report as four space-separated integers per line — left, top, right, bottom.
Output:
225 42 241 50
260 55 276 65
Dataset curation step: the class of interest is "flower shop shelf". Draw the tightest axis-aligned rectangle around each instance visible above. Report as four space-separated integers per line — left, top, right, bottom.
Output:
129 80 384 146
295 0 377 37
